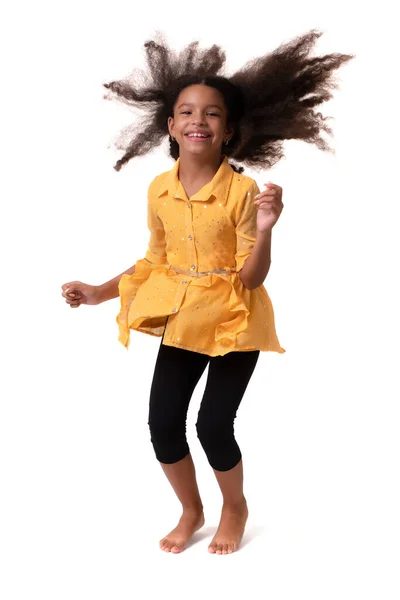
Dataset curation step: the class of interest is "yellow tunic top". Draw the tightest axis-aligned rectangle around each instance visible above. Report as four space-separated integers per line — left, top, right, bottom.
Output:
116 156 285 357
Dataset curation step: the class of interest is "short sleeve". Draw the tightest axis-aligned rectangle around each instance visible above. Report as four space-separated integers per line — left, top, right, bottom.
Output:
234 181 260 272
144 193 168 265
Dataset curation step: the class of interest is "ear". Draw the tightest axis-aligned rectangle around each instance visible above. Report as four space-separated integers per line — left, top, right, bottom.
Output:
225 122 235 141
168 116 175 138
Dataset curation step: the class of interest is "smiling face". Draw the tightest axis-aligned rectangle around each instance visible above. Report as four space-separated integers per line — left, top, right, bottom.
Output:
168 84 234 160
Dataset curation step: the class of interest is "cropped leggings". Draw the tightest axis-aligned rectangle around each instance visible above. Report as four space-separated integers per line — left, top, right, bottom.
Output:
148 339 260 472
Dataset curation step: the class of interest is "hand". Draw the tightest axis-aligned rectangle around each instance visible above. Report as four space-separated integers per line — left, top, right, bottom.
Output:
61 281 100 308
254 182 284 232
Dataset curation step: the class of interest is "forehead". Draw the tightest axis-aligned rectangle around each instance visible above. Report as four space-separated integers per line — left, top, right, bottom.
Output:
176 84 226 109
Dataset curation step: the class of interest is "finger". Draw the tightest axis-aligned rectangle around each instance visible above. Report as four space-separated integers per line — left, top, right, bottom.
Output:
255 189 276 198
258 202 279 211
264 184 282 199
70 302 81 308
62 283 78 291
62 291 76 300
65 299 81 306
65 289 84 299
257 205 275 212
254 198 276 206
264 182 281 191
65 295 84 305
254 193 276 203
63 293 79 301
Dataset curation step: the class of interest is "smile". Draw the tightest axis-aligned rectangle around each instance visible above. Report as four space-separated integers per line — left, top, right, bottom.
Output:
185 132 211 142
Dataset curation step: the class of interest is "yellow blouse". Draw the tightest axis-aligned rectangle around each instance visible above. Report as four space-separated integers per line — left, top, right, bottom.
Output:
116 156 285 357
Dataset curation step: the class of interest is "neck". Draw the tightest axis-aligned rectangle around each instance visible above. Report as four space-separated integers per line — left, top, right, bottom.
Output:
178 152 224 182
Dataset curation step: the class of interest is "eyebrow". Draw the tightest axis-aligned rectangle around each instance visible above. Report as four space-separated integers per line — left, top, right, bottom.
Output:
177 103 223 110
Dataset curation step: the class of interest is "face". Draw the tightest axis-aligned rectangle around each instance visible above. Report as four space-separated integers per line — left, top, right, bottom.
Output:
168 84 234 159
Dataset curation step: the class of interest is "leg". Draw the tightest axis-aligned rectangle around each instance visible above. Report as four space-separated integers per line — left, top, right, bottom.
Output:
159 455 205 553
195 349 260 554
148 342 209 553
210 460 248 555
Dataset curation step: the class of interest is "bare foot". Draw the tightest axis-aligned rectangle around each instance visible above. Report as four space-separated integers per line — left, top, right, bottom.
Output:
160 509 205 554
208 497 248 555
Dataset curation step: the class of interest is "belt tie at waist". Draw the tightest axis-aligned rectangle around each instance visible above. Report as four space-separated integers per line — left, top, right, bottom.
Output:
169 265 236 278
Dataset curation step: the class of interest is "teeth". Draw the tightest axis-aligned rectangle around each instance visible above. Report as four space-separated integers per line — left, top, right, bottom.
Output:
188 133 208 138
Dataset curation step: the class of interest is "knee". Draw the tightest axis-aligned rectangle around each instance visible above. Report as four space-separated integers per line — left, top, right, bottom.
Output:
148 416 183 445
195 416 233 446
195 416 240 471
148 417 188 464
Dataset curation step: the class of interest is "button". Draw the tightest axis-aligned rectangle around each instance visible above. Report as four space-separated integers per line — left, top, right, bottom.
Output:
188 235 193 241
171 308 177 313
182 280 188 284
190 265 196 271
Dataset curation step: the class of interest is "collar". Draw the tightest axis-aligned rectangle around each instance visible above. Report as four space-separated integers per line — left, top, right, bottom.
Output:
156 155 234 205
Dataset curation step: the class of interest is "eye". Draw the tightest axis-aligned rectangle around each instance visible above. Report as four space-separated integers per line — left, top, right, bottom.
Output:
181 111 191 115
207 112 220 117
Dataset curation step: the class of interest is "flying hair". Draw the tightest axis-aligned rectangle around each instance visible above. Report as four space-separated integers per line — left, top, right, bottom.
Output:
103 30 354 173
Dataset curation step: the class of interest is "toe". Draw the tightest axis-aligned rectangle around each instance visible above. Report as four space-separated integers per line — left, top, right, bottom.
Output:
162 539 173 552
171 545 182 554
208 544 216 554
222 544 229 555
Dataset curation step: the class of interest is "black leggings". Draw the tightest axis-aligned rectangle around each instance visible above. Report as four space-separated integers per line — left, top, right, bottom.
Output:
148 341 260 472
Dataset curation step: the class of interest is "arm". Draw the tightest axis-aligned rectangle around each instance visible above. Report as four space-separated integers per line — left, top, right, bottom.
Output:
239 229 272 290
236 180 283 290
235 181 271 290
96 264 136 304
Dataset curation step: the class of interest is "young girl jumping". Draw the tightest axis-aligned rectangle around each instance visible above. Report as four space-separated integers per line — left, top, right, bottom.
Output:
61 30 352 555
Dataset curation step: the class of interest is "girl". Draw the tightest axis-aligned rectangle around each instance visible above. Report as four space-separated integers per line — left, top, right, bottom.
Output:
61 31 352 555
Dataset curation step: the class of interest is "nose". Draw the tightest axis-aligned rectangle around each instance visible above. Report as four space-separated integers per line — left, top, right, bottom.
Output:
191 111 205 125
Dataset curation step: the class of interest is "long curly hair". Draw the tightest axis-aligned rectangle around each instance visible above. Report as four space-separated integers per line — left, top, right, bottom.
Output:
103 30 354 173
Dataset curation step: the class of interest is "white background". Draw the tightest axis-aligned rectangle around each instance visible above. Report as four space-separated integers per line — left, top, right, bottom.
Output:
1 1 399 598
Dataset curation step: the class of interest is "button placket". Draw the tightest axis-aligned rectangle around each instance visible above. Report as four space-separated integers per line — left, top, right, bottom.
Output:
185 199 197 271
171 276 190 315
